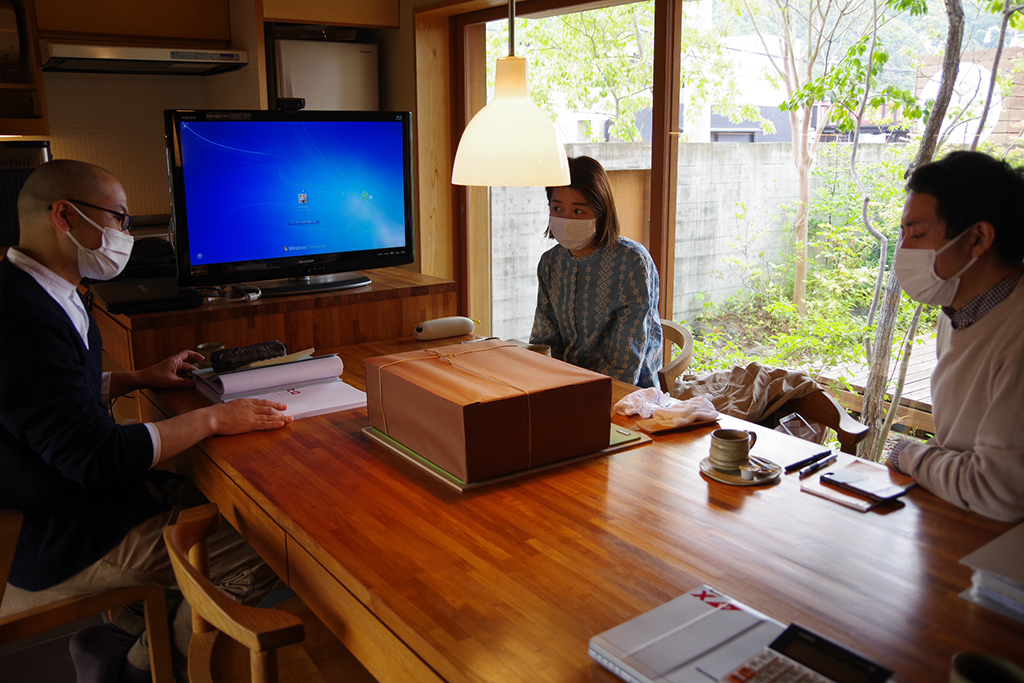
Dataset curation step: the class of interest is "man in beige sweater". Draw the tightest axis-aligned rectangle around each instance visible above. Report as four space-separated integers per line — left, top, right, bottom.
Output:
887 151 1024 522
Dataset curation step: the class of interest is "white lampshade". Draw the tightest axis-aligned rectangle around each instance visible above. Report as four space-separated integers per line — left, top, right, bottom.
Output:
451 55 570 187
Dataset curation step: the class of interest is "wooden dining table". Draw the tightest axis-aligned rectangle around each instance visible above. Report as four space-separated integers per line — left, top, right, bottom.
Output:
140 335 1023 683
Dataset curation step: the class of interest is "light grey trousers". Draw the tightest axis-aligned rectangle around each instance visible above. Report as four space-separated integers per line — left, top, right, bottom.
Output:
1 479 278 673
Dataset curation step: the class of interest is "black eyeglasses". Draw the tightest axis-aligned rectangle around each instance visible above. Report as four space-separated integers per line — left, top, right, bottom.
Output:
61 199 132 232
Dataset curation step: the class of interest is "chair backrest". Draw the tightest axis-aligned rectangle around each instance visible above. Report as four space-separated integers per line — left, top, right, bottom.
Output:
1 511 174 683
658 319 695 394
163 503 304 683
653 322 869 455
0 511 24 608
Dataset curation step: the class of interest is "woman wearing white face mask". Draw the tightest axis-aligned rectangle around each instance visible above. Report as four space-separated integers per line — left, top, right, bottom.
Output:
529 156 663 388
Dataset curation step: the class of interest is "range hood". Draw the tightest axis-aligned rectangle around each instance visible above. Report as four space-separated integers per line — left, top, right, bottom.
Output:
40 42 247 75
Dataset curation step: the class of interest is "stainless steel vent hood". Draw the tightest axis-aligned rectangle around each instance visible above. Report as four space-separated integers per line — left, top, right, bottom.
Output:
40 42 247 75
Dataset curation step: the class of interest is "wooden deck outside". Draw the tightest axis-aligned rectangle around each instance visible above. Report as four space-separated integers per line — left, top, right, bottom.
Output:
818 334 938 435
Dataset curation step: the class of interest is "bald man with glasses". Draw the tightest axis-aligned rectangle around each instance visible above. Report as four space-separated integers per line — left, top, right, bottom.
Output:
0 160 293 682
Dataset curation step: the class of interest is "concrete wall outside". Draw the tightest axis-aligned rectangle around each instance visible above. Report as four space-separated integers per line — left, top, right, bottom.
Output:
490 142 892 340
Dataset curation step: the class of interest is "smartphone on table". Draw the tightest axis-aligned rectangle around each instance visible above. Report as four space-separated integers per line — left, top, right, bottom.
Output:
820 469 909 501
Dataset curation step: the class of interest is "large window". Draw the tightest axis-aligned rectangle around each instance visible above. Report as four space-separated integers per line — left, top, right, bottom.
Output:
418 0 809 341
442 0 681 339
484 3 659 339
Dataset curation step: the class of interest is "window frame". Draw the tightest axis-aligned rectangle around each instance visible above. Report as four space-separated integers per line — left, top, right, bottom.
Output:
414 0 683 332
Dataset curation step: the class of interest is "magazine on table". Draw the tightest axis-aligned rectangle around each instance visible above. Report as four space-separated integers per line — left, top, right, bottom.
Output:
589 585 892 683
192 354 366 418
960 522 1024 623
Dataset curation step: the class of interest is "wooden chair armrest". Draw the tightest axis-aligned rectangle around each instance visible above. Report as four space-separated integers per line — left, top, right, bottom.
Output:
0 511 24 602
659 319 694 394
165 505 305 652
786 390 870 455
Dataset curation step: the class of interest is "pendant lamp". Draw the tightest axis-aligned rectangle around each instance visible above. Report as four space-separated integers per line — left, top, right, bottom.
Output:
451 0 570 187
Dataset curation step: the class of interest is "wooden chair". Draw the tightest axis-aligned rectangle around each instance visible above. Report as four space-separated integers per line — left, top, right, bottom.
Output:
0 510 174 683
164 503 375 683
656 320 869 455
658 319 695 394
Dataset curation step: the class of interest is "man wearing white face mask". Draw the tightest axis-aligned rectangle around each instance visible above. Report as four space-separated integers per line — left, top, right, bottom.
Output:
0 160 294 681
530 156 662 387
887 151 1024 522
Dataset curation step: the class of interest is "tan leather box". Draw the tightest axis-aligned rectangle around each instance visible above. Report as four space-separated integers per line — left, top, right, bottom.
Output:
365 340 612 483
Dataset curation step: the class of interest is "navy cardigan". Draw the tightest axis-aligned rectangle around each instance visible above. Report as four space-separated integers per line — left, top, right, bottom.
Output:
0 259 174 590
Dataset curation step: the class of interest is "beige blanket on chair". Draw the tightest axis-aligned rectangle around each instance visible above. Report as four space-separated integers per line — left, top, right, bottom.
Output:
671 361 822 425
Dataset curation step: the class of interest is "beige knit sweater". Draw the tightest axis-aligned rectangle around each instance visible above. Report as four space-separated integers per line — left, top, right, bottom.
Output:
899 278 1024 522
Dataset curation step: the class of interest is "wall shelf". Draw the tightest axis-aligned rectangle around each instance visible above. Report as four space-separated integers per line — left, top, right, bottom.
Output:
0 0 48 137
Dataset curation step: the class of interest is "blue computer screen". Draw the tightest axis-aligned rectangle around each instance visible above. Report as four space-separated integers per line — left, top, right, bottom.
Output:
178 119 408 265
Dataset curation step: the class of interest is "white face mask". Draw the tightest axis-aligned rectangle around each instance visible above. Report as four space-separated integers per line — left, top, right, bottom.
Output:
549 216 597 252
894 226 977 307
66 203 134 281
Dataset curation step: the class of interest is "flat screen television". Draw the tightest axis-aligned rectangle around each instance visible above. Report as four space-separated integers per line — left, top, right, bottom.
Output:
164 109 414 296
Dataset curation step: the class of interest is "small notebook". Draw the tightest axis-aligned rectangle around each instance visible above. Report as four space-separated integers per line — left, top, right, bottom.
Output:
800 458 915 512
90 277 203 314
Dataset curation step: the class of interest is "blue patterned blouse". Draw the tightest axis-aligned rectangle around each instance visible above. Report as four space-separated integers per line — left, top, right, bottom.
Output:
530 236 663 388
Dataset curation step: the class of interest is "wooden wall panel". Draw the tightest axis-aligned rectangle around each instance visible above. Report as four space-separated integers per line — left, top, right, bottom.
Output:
34 0 231 42
262 0 399 28
414 12 458 283
464 22 492 334
608 169 651 246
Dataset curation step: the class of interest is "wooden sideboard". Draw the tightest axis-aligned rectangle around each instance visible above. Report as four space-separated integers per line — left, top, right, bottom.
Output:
91 268 457 372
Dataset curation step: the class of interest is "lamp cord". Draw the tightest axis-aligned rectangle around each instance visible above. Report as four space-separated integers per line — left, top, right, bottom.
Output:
508 0 515 57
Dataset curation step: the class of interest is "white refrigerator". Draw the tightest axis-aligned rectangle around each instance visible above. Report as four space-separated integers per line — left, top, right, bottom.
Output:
274 40 379 111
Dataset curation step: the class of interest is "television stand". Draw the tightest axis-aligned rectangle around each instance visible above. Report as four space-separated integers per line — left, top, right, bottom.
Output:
251 272 372 297
90 268 457 375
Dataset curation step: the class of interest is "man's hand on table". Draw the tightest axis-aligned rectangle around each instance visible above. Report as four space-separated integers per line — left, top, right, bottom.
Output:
207 398 294 435
153 398 292 465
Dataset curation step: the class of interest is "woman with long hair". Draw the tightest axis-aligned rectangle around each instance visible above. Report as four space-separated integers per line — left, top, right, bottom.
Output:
530 156 662 387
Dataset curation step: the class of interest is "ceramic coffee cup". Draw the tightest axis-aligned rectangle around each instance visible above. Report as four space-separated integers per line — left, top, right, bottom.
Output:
709 429 757 473
951 652 1024 683
196 342 225 370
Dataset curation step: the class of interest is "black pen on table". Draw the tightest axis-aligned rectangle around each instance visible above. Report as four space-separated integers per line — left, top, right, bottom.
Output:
798 452 839 479
784 448 832 473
